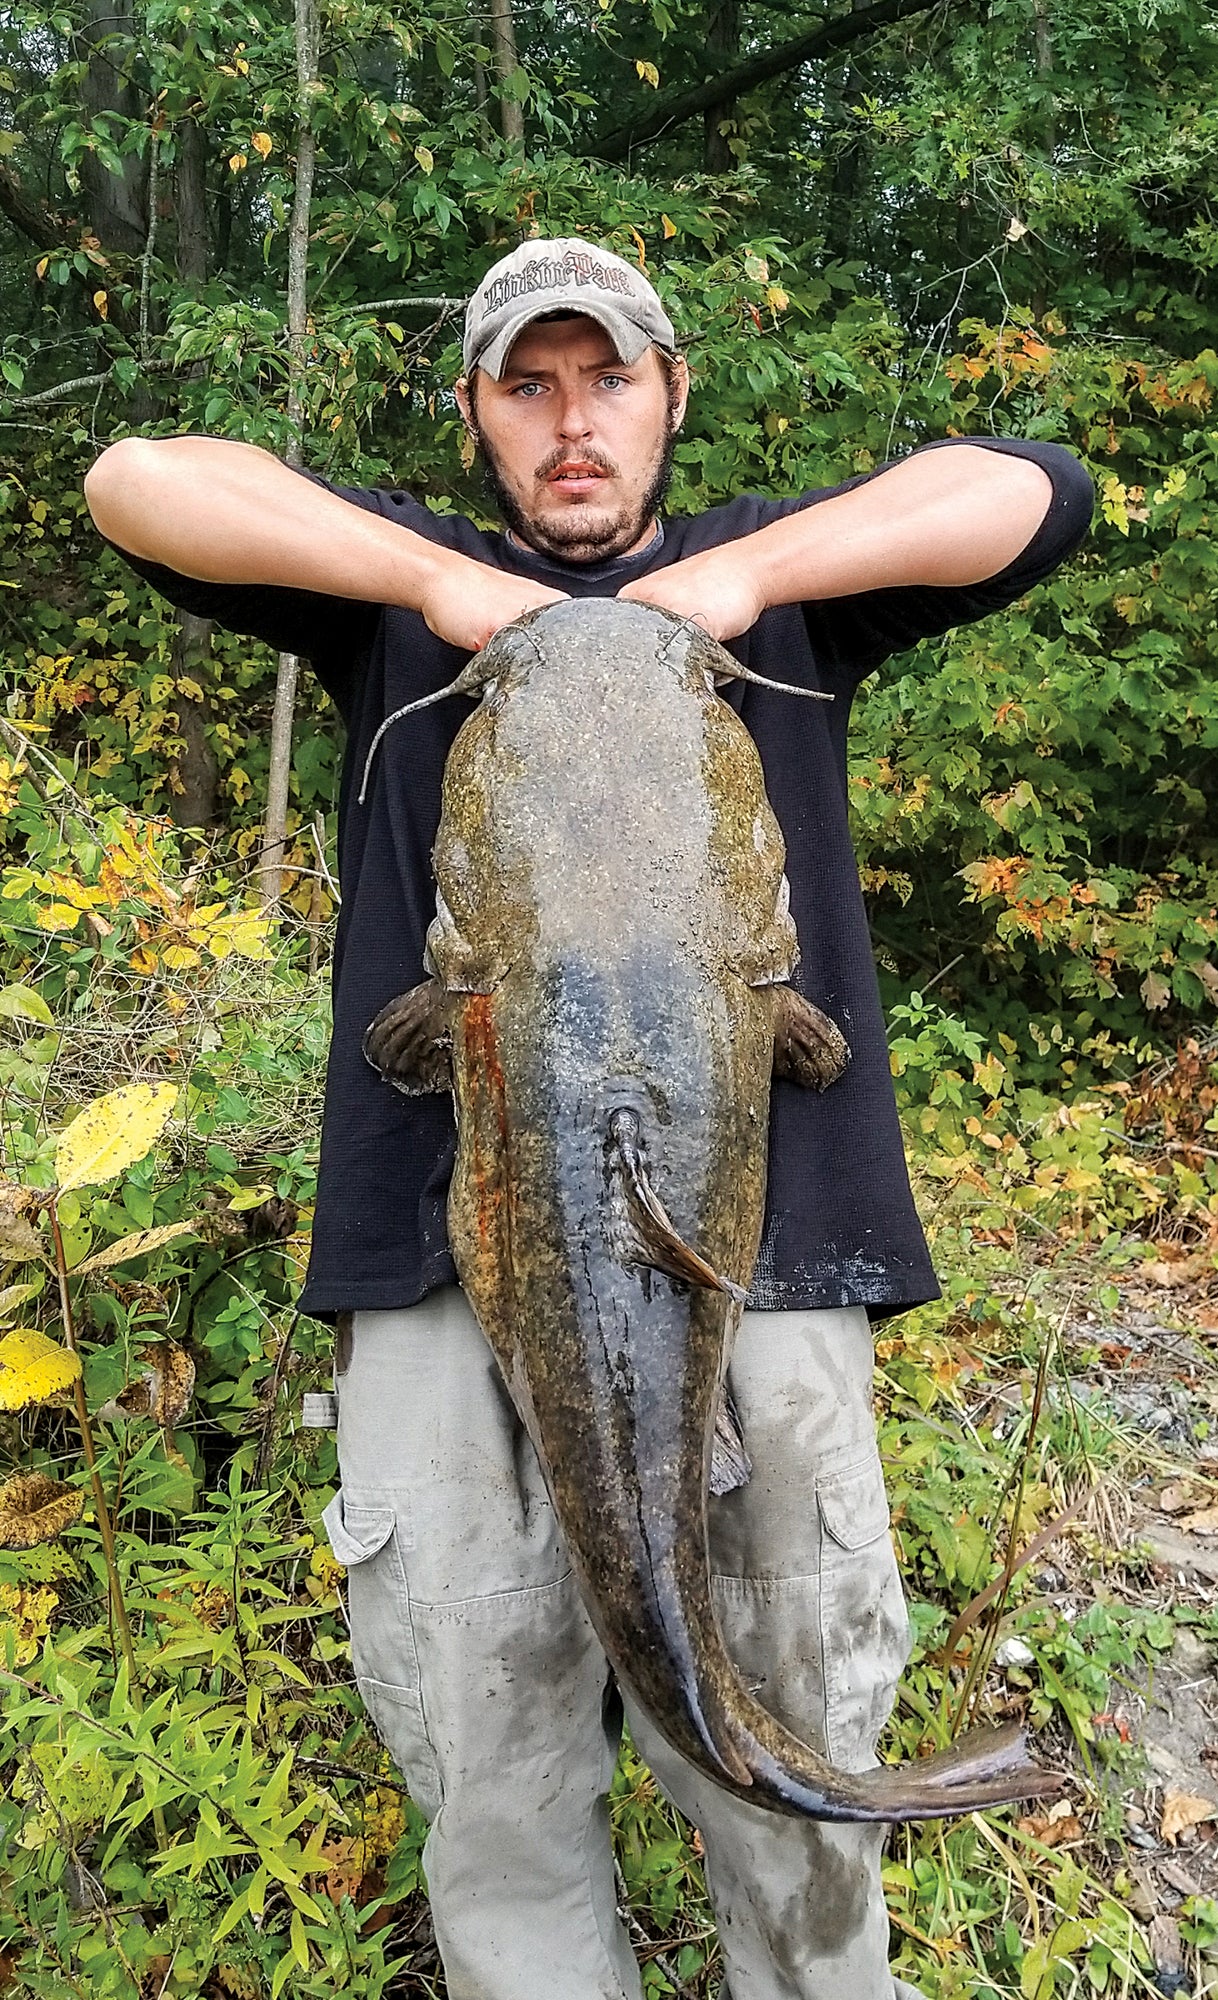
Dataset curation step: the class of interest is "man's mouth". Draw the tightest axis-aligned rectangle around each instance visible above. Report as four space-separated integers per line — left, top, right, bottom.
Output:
545 461 612 498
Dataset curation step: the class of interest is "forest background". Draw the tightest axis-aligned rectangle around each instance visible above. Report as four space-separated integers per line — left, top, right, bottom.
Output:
2 0 1218 1992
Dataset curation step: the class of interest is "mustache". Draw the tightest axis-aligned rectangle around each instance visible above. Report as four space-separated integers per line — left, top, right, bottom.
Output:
534 444 621 483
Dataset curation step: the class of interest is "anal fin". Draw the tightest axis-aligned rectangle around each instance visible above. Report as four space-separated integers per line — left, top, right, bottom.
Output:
607 1108 745 1303
364 979 453 1095
773 987 850 1092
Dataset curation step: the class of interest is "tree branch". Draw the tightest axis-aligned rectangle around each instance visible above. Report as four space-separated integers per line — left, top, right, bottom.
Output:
594 0 947 160
0 161 68 251
8 358 177 408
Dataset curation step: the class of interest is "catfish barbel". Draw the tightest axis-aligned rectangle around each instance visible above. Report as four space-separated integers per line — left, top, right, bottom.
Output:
363 597 1061 1823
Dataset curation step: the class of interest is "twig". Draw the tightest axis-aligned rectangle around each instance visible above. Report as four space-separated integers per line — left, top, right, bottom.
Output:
613 1859 698 1997
949 1307 1061 1736
297 1754 411 1794
139 127 159 359
10 357 178 408
319 296 466 315
935 1489 1088 1669
254 1310 301 1487
309 812 341 903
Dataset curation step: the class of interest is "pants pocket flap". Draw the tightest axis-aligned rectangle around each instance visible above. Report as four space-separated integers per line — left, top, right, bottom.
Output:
322 1489 396 1567
817 1459 891 1551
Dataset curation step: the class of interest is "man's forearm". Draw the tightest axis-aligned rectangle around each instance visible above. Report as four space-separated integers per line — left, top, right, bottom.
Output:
83 435 459 609
751 443 1053 606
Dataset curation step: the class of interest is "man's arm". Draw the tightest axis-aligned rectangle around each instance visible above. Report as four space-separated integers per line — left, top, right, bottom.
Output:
84 436 566 652
619 442 1060 642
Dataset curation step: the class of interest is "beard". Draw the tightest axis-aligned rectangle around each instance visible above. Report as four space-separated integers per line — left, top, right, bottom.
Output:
473 414 678 565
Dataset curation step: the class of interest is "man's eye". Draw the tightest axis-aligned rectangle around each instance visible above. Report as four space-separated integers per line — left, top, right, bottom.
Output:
512 381 544 396
600 374 629 390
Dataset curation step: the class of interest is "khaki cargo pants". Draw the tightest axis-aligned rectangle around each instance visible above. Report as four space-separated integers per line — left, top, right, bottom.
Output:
322 1289 925 2000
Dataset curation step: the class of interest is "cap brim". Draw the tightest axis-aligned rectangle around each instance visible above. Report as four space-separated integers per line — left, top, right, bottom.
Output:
471 299 656 380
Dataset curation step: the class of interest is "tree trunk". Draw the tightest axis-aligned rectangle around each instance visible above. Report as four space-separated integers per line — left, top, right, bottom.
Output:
703 0 740 173
79 0 148 255
258 0 319 910
169 613 219 828
822 0 869 262
175 113 209 285
487 0 524 144
162 70 216 818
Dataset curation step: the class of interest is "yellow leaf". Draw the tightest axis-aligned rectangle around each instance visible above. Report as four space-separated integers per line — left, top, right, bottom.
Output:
634 58 660 87
160 943 201 970
414 143 434 174
764 283 789 313
92 288 108 320
55 1082 178 1194
0 1329 81 1411
661 213 676 239
36 902 84 931
0 1471 83 1549
75 1220 199 1276
228 152 248 173
35 255 49 279
627 224 647 269
250 130 273 158
203 909 274 962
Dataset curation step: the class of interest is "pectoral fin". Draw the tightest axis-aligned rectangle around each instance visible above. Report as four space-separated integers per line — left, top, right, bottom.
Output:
607 1108 746 1303
364 979 453 1095
773 987 850 1092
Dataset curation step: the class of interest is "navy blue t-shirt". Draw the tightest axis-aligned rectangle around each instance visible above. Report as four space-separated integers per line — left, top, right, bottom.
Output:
111 436 1093 1319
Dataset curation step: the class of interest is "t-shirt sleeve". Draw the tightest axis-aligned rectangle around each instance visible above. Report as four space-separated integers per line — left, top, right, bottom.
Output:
97 469 447 717
782 437 1094 685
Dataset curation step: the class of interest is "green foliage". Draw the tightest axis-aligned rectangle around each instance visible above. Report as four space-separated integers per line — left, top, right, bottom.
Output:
3 0 1218 1987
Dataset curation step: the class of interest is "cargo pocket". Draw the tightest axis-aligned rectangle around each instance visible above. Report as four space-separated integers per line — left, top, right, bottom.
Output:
322 1489 443 1820
817 1457 912 1772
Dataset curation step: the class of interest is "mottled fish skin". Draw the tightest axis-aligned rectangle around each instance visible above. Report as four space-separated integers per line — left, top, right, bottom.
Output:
366 598 1061 1822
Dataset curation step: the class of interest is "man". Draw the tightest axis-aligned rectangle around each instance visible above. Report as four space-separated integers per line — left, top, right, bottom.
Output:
84 236 1092 2000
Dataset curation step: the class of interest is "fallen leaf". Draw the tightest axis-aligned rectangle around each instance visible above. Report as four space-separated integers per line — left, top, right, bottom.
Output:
1159 1481 1202 1514
1016 1809 1083 1846
1161 1789 1218 1844
1179 1507 1218 1536
1142 1251 1210 1285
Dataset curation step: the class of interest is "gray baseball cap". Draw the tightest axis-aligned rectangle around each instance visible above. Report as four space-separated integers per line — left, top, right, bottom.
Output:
463 236 677 380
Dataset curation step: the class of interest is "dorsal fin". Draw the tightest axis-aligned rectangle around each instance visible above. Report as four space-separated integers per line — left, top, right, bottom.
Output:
606 1108 746 1303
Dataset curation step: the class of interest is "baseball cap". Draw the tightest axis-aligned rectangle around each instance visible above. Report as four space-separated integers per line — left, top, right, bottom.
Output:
463 236 677 380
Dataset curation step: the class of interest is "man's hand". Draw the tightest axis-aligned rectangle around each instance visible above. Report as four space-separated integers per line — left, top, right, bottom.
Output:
624 445 1056 641
618 545 764 643
418 552 569 652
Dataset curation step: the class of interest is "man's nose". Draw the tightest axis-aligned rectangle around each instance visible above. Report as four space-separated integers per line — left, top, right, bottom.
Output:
555 387 594 439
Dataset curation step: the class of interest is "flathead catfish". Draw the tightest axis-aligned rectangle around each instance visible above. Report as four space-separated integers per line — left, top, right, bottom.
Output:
364 598 1060 1823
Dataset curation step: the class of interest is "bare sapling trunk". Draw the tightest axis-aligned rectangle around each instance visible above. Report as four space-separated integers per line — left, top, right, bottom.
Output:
259 0 320 909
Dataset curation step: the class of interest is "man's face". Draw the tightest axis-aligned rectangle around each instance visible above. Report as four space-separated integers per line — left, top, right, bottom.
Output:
456 317 687 564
